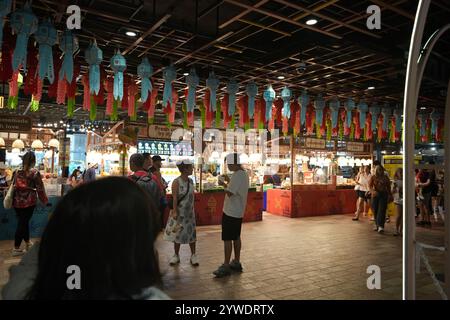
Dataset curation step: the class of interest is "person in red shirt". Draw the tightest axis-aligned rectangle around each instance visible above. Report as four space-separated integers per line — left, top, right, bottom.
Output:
11 152 48 256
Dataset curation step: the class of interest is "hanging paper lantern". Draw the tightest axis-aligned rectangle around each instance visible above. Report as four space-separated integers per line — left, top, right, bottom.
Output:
393 108 403 139
314 93 326 126
345 98 355 128
186 68 199 113
163 64 176 108
381 106 391 133
430 110 441 136
246 82 258 118
0 0 12 48
10 2 38 72
358 100 368 129
221 94 231 128
23 45 37 96
418 113 428 137
59 29 78 83
299 89 309 128
226 79 239 116
281 87 292 119
263 84 275 121
137 57 152 103
85 39 103 95
34 19 56 84
206 71 219 112
370 103 381 132
110 49 126 101
329 98 340 129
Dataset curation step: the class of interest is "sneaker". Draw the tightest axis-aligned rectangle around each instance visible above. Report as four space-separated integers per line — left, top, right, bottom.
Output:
190 254 199 266
213 264 231 278
433 213 439 222
373 226 379 231
25 241 34 251
12 248 25 257
378 227 384 234
386 217 390 223
352 216 359 221
229 260 243 272
169 254 180 266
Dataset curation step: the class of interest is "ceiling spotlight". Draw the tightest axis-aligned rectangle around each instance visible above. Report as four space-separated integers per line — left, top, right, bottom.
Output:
368 86 375 90
277 75 285 80
420 107 426 110
183 72 189 76
306 19 318 26
125 31 137 37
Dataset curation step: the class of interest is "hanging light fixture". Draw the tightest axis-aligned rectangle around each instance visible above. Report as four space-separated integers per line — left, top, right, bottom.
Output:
48 138 60 149
31 139 44 150
12 139 25 149
0 137 5 147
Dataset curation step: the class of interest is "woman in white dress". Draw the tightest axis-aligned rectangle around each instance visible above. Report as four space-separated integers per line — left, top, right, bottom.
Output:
353 166 371 220
167 160 198 267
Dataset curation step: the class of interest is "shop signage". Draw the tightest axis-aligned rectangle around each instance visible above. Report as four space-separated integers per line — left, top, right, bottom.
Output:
147 125 184 140
137 139 193 156
58 138 71 167
305 138 326 149
0 115 32 133
347 142 364 152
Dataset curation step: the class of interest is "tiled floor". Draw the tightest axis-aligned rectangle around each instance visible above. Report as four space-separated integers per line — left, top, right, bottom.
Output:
0 212 446 300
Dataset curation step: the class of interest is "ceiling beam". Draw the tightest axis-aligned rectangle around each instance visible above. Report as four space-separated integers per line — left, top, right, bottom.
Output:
238 18 291 37
123 13 172 55
224 0 343 40
273 0 382 39
219 0 270 29
370 0 414 20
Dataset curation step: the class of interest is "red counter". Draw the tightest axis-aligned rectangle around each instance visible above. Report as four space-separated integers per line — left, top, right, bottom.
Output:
266 185 357 218
165 191 263 226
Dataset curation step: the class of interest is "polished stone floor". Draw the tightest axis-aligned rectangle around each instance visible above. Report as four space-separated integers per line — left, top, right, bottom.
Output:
0 213 446 300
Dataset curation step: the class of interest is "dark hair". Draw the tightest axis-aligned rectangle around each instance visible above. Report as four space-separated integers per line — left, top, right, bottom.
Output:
129 153 145 169
27 177 161 300
142 153 151 160
22 151 36 169
69 169 79 179
373 160 381 167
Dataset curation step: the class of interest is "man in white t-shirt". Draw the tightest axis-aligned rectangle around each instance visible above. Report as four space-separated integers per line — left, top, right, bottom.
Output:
213 153 249 278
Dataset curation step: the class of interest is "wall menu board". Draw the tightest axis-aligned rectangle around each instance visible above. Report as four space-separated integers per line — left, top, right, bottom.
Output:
0 115 32 133
137 140 193 156
305 138 326 149
346 142 364 152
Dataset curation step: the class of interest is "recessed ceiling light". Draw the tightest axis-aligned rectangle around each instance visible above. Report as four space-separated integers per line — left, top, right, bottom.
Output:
277 75 285 80
420 107 426 110
368 86 375 90
125 31 137 37
183 72 189 76
306 19 318 26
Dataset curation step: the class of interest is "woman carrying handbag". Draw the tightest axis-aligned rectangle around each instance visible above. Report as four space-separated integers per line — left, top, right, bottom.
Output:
164 159 198 267
10 152 48 256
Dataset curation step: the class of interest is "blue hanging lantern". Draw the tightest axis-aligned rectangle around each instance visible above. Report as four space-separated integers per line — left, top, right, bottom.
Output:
137 57 152 103
381 106 391 132
298 89 309 125
329 98 340 128
85 39 103 95
10 2 38 72
371 103 380 130
263 84 275 120
206 71 219 112
226 79 239 116
0 0 12 48
110 49 127 101
345 98 355 127
59 29 79 82
186 68 199 113
281 86 292 119
419 113 428 137
430 110 441 135
393 107 403 133
358 100 369 129
34 19 57 84
246 81 258 118
163 64 176 107
314 93 326 126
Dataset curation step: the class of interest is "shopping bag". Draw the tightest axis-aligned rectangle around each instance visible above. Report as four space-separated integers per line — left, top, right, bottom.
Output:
163 212 183 242
3 176 15 209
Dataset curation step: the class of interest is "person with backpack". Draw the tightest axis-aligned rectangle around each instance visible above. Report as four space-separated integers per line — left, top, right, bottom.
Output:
129 154 161 225
11 152 48 256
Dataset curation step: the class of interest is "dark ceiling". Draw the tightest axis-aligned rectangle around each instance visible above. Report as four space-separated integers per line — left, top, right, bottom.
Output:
1 0 449 125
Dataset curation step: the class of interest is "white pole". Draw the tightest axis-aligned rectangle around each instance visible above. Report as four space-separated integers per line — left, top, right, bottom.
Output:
403 0 431 300
444 78 450 298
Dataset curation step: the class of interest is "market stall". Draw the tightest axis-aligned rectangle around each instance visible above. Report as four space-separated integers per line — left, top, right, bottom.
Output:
266 137 373 218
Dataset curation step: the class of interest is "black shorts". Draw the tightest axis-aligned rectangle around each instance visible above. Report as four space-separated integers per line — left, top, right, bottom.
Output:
222 213 243 241
357 190 369 201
